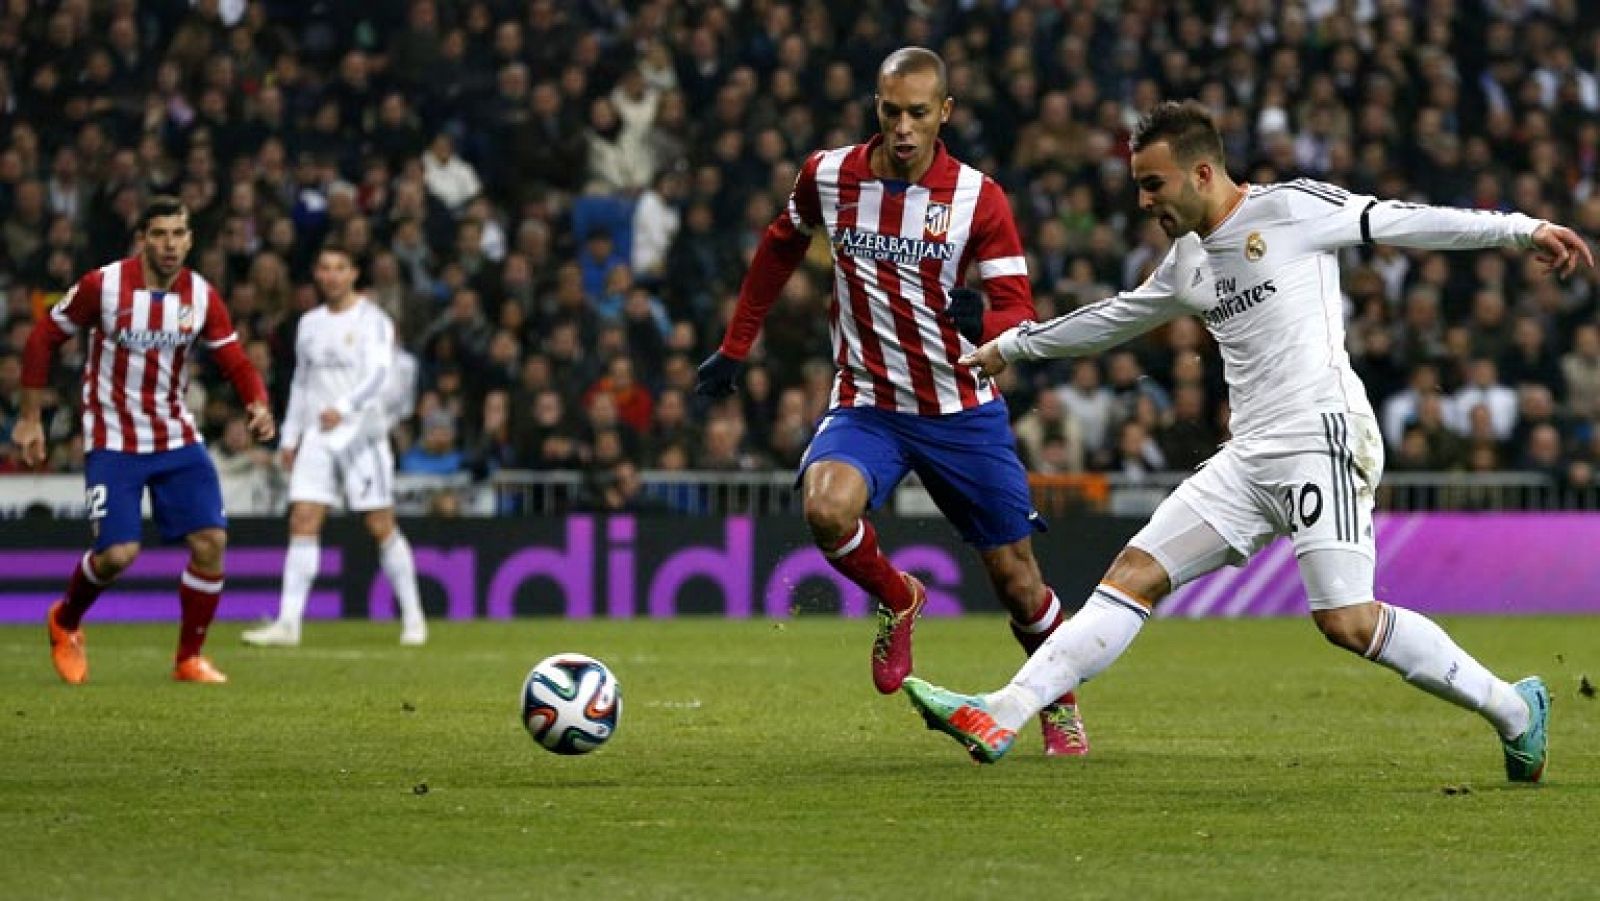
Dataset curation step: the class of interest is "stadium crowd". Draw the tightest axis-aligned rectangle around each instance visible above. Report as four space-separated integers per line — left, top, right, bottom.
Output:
2 0 1600 508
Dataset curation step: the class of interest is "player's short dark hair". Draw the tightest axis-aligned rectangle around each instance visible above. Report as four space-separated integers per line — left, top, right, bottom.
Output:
1132 101 1226 166
878 46 947 98
136 195 188 232
318 241 358 265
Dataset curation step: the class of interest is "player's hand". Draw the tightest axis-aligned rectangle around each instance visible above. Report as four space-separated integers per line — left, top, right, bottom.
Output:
319 408 343 430
10 417 46 468
1530 223 1595 279
246 402 277 443
279 446 296 470
940 287 987 344
695 351 743 398
959 339 1009 379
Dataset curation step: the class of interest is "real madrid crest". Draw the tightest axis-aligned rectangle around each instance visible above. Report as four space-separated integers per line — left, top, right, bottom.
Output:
924 202 951 237
1245 231 1267 261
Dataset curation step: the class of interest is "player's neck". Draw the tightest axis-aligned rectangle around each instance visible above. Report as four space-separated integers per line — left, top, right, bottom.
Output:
326 293 359 312
1200 182 1249 236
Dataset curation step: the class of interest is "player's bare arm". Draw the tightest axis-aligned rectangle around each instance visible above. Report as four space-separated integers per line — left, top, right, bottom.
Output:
319 408 342 430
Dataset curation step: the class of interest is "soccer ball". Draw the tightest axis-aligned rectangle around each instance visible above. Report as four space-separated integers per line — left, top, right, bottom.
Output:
520 653 621 755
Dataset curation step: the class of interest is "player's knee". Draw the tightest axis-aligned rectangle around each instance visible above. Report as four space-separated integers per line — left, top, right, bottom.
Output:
187 528 227 566
98 542 141 576
802 494 859 546
365 510 395 543
1103 547 1169 606
1312 605 1377 655
288 504 324 535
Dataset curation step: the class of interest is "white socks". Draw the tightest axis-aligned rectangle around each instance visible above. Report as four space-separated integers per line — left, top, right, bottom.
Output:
1366 603 1530 740
277 536 321 632
380 531 426 632
986 584 1150 731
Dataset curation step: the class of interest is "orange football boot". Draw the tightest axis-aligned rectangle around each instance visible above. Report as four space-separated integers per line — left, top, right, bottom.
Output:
172 656 228 683
47 601 88 684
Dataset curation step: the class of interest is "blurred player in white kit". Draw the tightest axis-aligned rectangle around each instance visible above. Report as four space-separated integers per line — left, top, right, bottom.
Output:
244 244 427 647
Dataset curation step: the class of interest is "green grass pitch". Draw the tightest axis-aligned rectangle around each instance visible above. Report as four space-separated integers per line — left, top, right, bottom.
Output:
2 615 1596 899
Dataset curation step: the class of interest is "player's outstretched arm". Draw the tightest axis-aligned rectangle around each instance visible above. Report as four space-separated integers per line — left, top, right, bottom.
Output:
1529 222 1596 279
961 235 1197 379
696 214 811 398
699 151 825 399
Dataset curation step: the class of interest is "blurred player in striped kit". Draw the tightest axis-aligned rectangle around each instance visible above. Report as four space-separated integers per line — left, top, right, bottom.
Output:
16 196 276 684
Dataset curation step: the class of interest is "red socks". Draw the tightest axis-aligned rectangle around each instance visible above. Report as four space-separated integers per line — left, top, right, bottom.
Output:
1010 588 1066 655
821 520 913 611
58 552 109 630
177 564 224 661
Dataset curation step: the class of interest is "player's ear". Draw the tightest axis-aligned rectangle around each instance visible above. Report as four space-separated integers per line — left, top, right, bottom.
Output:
940 96 952 124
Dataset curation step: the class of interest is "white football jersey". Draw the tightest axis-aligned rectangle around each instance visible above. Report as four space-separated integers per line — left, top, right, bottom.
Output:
281 297 396 449
1002 179 1543 439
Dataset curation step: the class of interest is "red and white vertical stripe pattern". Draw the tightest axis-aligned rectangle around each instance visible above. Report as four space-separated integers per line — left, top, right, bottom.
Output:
57 259 228 453
801 141 1027 415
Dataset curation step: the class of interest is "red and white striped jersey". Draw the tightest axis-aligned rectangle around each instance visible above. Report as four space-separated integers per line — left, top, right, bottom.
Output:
47 256 242 453
723 136 1035 416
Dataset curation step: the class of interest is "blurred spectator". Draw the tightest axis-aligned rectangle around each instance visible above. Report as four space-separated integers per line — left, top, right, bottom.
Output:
1156 384 1221 473
579 459 669 513
399 412 464 475
1108 420 1167 480
1447 359 1519 441
1013 390 1085 474
583 94 653 197
1055 359 1114 458
468 388 517 476
584 356 654 436
1560 323 1600 422
631 167 685 284
421 133 481 213
211 415 280 514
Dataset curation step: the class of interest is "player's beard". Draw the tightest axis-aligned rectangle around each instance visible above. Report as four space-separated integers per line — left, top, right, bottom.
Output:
143 250 182 286
1157 182 1206 238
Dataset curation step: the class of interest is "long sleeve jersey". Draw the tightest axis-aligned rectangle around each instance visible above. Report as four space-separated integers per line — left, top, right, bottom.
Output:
1000 179 1543 440
719 135 1036 415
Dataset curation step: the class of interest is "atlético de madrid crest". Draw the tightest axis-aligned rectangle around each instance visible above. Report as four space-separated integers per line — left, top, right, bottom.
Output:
924 202 951 237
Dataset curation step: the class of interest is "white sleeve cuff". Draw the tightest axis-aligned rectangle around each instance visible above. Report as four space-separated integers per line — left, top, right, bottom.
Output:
997 325 1031 363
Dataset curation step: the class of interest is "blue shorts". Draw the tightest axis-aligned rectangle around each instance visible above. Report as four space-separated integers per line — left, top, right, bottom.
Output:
799 401 1045 549
84 444 227 551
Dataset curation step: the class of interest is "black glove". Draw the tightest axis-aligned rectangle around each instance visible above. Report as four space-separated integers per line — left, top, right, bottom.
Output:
695 350 743 398
941 287 986 344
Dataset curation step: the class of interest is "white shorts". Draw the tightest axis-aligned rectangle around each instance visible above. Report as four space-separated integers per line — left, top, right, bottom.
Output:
288 429 396 512
1131 413 1384 610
